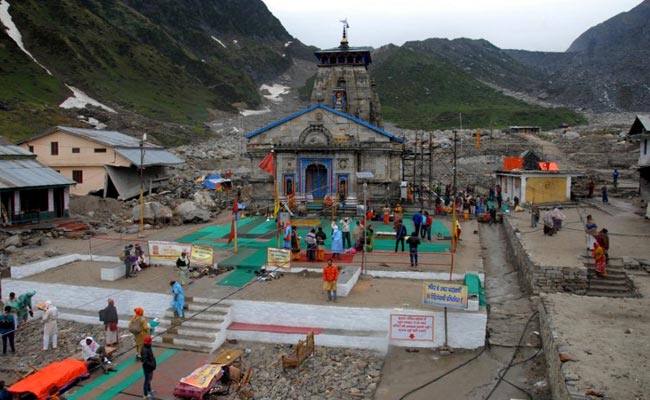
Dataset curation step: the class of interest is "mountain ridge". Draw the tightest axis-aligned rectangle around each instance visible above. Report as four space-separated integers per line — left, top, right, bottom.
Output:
0 0 647 144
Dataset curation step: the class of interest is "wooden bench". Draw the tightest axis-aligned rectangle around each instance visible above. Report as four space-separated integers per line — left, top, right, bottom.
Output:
281 331 315 370
211 349 243 368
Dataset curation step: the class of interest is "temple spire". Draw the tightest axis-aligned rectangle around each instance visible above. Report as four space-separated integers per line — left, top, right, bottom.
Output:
339 19 349 48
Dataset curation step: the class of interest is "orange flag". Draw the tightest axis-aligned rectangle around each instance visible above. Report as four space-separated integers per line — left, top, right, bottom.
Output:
258 151 274 175
227 220 236 244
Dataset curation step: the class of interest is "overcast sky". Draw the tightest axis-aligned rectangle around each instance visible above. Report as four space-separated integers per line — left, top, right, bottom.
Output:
262 0 642 52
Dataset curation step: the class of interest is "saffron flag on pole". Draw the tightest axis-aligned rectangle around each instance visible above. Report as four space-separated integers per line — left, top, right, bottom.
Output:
258 151 274 175
227 193 240 244
227 220 236 244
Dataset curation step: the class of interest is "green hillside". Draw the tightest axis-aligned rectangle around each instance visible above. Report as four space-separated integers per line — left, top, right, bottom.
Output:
373 46 585 130
0 36 77 141
0 0 312 143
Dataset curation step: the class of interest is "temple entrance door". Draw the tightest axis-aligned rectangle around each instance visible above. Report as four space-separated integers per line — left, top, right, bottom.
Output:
305 163 328 199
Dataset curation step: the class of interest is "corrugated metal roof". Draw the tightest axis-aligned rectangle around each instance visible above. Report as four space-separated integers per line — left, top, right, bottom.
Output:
637 116 650 130
0 159 76 189
57 126 161 148
115 148 183 166
0 145 33 157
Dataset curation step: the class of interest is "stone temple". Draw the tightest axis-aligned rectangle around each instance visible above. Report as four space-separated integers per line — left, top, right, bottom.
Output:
246 26 404 210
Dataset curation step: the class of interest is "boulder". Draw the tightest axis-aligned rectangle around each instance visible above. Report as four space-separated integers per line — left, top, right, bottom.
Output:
154 205 173 222
563 131 580 140
45 249 62 258
175 201 211 223
3 235 22 249
193 191 216 209
131 202 157 224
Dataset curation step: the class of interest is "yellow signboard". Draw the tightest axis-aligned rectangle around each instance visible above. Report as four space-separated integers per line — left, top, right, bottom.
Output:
191 244 214 267
180 364 222 388
148 241 192 263
266 248 291 269
422 281 468 309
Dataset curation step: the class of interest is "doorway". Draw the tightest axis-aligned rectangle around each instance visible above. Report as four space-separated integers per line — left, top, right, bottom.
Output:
305 163 328 199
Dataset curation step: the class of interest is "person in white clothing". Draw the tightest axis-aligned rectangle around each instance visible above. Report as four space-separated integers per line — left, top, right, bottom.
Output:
42 300 58 351
339 217 352 248
80 337 114 373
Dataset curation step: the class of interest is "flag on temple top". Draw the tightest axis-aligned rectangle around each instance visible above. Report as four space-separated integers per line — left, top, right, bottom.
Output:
258 151 274 175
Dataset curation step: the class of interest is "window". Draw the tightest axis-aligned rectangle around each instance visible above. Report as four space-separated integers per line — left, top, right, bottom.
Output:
51 142 59 155
72 148 80 153
645 139 648 155
28 145 34 153
337 175 348 196
94 148 107 153
72 170 83 183
283 175 294 196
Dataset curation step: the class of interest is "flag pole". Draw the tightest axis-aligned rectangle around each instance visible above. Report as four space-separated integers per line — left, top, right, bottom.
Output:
272 148 281 248
234 212 238 254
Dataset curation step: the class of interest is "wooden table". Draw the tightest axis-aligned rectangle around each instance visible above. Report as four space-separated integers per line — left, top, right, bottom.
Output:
211 349 243 367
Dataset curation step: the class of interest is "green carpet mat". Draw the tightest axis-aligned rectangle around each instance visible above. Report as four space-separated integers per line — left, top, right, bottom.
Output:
247 218 278 235
216 247 267 287
176 217 255 243
217 268 259 287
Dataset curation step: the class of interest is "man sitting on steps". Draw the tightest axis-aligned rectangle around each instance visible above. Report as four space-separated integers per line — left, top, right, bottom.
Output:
80 336 115 374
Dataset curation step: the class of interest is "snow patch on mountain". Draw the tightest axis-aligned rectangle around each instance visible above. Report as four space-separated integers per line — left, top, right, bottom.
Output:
60 85 116 113
0 0 52 75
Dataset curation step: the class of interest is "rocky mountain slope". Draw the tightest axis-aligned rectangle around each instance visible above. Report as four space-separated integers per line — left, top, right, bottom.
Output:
0 0 313 143
1 0 647 146
506 0 650 112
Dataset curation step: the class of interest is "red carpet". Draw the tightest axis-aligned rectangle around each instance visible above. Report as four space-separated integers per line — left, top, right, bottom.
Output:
228 323 323 335
294 251 355 263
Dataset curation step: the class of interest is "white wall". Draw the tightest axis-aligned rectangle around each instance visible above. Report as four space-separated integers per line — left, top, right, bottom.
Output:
11 254 120 279
225 300 486 350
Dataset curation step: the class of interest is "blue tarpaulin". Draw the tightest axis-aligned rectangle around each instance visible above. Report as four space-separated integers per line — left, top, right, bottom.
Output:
202 174 232 190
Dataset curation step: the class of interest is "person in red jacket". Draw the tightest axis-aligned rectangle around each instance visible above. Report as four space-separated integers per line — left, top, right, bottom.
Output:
322 259 339 302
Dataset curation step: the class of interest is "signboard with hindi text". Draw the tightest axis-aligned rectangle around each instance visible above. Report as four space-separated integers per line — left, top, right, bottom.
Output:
390 314 434 341
190 244 214 267
423 281 468 309
180 364 222 388
265 248 291 269
148 241 192 264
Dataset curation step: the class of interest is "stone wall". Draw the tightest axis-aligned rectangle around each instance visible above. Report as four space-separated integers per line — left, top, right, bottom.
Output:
538 296 589 400
503 216 588 295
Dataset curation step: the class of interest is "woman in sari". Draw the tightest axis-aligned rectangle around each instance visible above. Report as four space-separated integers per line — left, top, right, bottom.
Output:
592 242 607 277
100 298 119 346
585 215 598 250
290 226 301 261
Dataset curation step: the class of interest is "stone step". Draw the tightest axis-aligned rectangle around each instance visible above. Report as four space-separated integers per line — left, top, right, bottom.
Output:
585 290 636 298
160 333 215 345
164 325 221 339
584 262 624 270
184 303 230 313
587 282 633 293
587 281 629 290
151 340 211 353
152 335 216 352
582 257 624 267
163 310 226 322
587 274 627 282
157 318 224 331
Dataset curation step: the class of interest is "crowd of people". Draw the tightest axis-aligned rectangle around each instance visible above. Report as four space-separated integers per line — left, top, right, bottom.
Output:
121 243 149 279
